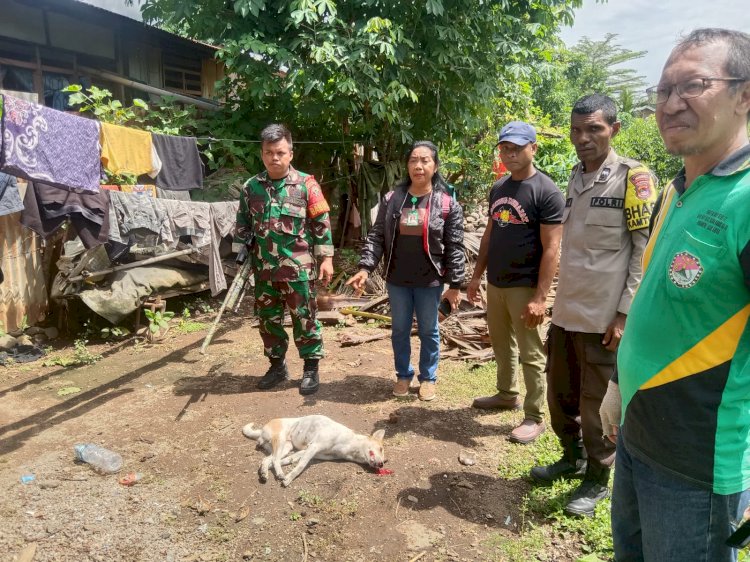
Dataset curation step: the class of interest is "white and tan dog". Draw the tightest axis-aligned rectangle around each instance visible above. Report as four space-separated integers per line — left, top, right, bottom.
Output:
242 415 385 487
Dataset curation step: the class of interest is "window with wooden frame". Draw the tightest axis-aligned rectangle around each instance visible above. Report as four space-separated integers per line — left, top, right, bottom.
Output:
162 50 202 96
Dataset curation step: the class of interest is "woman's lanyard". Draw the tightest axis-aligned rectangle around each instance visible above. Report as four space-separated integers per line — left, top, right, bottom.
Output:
406 195 419 226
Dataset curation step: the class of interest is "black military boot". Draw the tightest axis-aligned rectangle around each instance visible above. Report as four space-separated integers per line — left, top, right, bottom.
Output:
564 463 611 517
299 358 320 395
257 357 289 390
530 440 586 484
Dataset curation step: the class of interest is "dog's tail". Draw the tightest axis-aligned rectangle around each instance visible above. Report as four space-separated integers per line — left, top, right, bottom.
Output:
242 423 263 440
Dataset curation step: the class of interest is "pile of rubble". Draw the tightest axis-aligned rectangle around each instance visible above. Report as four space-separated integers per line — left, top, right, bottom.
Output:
320 201 499 361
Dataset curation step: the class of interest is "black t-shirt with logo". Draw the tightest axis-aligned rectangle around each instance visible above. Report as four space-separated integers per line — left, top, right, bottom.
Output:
487 171 565 288
387 194 441 287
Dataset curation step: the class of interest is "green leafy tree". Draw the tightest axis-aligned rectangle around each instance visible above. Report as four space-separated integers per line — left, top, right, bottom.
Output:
613 116 682 187
534 34 647 125
140 0 581 182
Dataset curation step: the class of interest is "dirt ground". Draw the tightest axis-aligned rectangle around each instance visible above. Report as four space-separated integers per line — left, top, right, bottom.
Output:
0 303 585 562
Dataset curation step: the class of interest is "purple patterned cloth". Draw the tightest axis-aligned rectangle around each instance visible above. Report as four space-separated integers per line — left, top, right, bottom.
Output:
1 94 101 192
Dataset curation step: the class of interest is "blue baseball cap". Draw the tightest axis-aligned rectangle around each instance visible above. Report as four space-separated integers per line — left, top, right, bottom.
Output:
497 121 537 146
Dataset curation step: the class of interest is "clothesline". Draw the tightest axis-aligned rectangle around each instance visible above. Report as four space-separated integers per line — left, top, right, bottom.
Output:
196 137 366 145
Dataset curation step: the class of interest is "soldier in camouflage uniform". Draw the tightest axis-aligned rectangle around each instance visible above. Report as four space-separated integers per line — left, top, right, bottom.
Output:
235 124 334 395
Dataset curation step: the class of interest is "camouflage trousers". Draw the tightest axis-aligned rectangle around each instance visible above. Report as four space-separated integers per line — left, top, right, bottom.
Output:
253 279 323 360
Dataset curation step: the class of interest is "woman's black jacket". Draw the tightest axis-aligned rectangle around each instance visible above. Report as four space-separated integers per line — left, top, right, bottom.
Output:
357 184 465 289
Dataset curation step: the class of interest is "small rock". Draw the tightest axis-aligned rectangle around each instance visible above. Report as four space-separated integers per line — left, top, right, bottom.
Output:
456 479 474 489
458 450 476 466
407 495 419 503
197 523 208 533
32 334 47 344
25 326 45 336
242 553 252 561
16 334 34 346
44 327 59 340
263 547 271 555
39 479 61 489
0 334 18 350
306 518 320 527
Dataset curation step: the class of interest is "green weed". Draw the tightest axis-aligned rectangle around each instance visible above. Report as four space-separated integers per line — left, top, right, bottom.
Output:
484 524 547 562
43 339 101 367
174 319 209 335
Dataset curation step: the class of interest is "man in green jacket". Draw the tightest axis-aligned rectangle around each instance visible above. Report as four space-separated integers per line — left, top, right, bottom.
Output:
601 28 750 561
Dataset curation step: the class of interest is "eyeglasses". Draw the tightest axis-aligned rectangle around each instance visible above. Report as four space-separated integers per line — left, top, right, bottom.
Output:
646 77 747 105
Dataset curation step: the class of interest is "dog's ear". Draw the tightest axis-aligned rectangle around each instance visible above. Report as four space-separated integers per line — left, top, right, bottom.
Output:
371 429 385 442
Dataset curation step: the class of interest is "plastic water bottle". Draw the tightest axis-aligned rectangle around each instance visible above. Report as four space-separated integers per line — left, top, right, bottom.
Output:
74 444 123 474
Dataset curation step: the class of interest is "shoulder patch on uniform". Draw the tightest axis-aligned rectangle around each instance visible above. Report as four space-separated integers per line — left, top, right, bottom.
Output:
305 175 330 218
625 166 658 231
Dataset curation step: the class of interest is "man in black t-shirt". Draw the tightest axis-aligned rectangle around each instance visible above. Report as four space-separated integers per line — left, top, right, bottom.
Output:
468 121 565 444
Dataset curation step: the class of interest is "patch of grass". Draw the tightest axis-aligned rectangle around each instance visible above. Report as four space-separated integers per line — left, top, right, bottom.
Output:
437 360 499 406
297 489 324 508
210 482 229 503
42 339 102 367
520 477 614 559
205 523 235 544
297 489 358 519
484 524 548 562
496 431 561 480
289 511 302 521
173 320 209 335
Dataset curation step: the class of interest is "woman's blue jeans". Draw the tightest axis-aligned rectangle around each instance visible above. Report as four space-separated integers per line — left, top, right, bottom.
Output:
386 283 442 382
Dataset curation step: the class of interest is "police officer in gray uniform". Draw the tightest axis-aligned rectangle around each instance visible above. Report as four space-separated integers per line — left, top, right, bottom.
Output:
530 94 658 517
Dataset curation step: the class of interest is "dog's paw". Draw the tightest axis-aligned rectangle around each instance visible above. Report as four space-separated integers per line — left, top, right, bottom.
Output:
258 469 268 483
281 477 293 487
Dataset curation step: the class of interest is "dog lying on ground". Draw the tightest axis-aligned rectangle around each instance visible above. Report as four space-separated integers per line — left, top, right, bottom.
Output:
242 415 385 487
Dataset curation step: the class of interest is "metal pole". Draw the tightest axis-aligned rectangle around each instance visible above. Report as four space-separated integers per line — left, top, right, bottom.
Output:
77 66 221 111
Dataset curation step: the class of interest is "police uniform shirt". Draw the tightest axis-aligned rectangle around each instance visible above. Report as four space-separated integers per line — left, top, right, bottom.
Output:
552 149 658 334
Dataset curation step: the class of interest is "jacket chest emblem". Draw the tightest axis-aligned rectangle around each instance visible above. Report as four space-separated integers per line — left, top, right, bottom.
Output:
669 251 703 288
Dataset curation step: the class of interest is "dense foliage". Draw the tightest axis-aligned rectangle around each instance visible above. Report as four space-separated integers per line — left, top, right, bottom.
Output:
140 0 581 195
613 116 683 186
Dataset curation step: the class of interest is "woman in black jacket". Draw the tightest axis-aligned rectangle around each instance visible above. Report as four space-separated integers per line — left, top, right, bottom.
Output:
347 141 465 401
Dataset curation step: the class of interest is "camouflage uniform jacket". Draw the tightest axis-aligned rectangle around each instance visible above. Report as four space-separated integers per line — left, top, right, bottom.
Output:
235 166 334 282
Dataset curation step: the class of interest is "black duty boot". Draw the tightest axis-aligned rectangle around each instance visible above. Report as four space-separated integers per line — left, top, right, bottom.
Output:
257 357 289 390
530 440 586 484
564 464 611 517
299 358 320 395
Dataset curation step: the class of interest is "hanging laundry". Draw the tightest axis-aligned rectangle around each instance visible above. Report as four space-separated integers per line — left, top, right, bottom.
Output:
120 184 157 198
156 187 191 201
207 201 239 295
155 198 210 240
152 198 238 295
108 190 170 247
0 94 101 192
20 181 110 249
0 172 23 217
100 123 161 178
152 134 204 190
